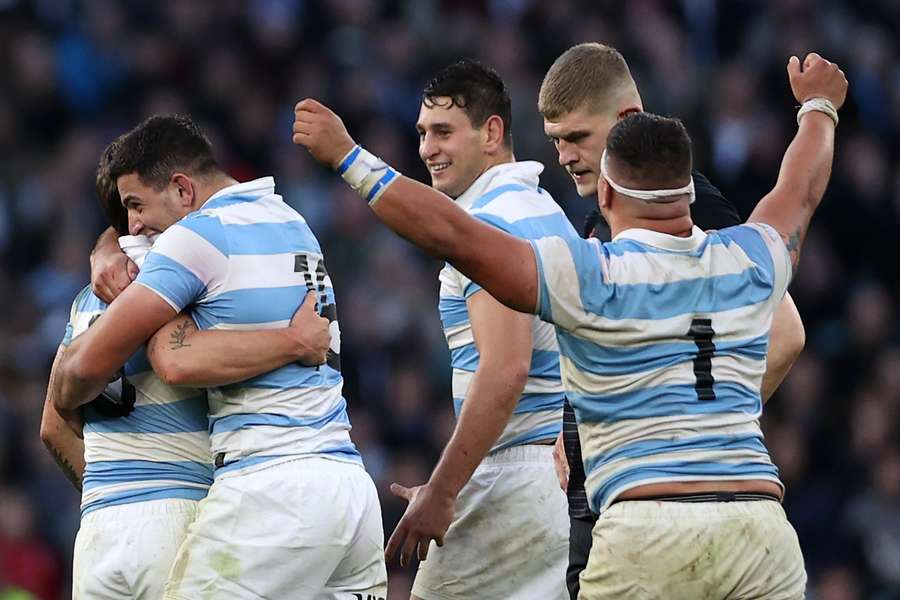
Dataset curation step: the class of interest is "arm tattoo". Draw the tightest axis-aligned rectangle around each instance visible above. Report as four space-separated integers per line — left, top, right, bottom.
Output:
783 226 803 271
43 440 82 492
785 227 801 252
168 320 195 350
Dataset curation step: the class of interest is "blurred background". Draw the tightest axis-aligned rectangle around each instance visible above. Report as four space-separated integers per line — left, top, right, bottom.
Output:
0 0 898 598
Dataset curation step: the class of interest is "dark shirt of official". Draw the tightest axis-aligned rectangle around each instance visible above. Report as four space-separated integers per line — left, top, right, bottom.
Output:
564 169 742 520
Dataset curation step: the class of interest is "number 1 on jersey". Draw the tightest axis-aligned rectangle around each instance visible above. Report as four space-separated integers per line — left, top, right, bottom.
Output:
687 318 716 401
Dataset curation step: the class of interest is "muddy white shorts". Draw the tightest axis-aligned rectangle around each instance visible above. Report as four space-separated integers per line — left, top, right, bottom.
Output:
412 444 569 600
578 498 807 599
73 498 199 600
163 456 387 600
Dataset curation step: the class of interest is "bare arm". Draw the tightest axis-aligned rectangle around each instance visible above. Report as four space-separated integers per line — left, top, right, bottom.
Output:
55 283 176 411
426 291 533 496
292 99 539 314
762 293 805 402
748 54 847 272
385 290 534 566
146 291 332 387
40 345 85 491
372 177 538 313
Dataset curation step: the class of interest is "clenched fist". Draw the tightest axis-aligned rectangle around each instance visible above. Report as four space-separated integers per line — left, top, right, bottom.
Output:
292 99 358 170
788 53 848 110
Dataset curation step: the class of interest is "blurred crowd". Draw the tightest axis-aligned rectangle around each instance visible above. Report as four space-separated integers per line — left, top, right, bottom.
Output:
0 1 898 598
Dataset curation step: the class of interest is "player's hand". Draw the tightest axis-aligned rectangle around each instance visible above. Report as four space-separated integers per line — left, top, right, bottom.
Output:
787 53 848 110
553 430 569 492
288 290 331 366
292 99 358 170
385 482 456 568
90 229 138 303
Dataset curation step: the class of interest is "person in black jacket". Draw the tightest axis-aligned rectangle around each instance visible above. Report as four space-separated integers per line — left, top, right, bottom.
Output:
538 42 808 599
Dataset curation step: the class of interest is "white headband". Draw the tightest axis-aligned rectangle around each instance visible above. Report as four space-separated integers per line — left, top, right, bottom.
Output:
600 150 695 204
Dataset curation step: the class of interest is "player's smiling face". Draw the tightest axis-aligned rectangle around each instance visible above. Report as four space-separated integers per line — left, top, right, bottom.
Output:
417 98 489 199
544 106 617 198
117 172 193 237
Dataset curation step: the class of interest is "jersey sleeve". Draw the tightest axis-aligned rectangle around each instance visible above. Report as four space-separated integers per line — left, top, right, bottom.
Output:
530 235 604 331
61 287 89 347
725 223 793 303
62 285 106 346
135 214 229 312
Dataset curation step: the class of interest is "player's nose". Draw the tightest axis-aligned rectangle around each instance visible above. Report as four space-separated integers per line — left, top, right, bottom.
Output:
556 141 576 167
128 214 144 236
419 132 438 160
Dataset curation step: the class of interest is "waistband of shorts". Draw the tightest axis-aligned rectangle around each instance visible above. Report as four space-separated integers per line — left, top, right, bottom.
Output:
483 443 554 465
611 491 781 506
80 498 199 523
215 453 365 480
602 494 788 521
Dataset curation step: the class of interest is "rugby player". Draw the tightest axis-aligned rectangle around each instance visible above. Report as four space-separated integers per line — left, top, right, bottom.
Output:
538 42 807 598
293 51 846 599
52 116 387 599
385 59 569 599
41 139 332 599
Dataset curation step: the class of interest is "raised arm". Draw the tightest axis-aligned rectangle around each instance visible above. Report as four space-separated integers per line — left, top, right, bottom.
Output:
40 345 85 491
147 290 332 387
748 53 848 272
292 99 538 314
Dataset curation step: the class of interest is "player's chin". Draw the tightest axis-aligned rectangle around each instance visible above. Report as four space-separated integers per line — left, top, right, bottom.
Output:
576 182 599 198
431 178 457 197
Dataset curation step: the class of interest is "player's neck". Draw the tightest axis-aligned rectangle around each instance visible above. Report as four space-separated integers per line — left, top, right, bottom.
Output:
610 214 695 238
478 151 515 177
192 173 240 210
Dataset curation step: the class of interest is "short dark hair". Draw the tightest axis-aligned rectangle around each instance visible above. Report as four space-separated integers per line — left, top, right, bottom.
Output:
606 112 692 186
108 115 219 190
423 59 513 147
97 135 128 235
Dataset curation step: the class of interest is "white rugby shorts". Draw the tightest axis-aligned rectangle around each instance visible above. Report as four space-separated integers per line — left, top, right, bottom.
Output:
163 456 387 600
412 444 569 600
579 499 807 599
73 498 199 600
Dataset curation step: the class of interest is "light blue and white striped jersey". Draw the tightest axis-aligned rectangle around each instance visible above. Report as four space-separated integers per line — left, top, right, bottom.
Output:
530 224 792 513
135 177 360 476
440 161 576 452
63 286 213 517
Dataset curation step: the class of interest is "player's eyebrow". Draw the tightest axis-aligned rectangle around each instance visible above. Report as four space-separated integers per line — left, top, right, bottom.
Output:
121 194 140 208
417 121 453 133
550 129 591 142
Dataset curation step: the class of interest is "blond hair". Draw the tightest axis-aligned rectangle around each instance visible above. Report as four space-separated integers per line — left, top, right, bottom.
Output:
538 43 638 120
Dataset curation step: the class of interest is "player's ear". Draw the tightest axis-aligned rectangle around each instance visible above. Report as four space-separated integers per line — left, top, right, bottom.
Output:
171 173 195 208
618 105 641 120
598 178 613 211
483 114 505 152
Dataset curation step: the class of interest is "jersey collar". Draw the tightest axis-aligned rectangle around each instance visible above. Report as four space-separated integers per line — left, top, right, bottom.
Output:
205 176 276 204
455 161 544 211
612 226 707 251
